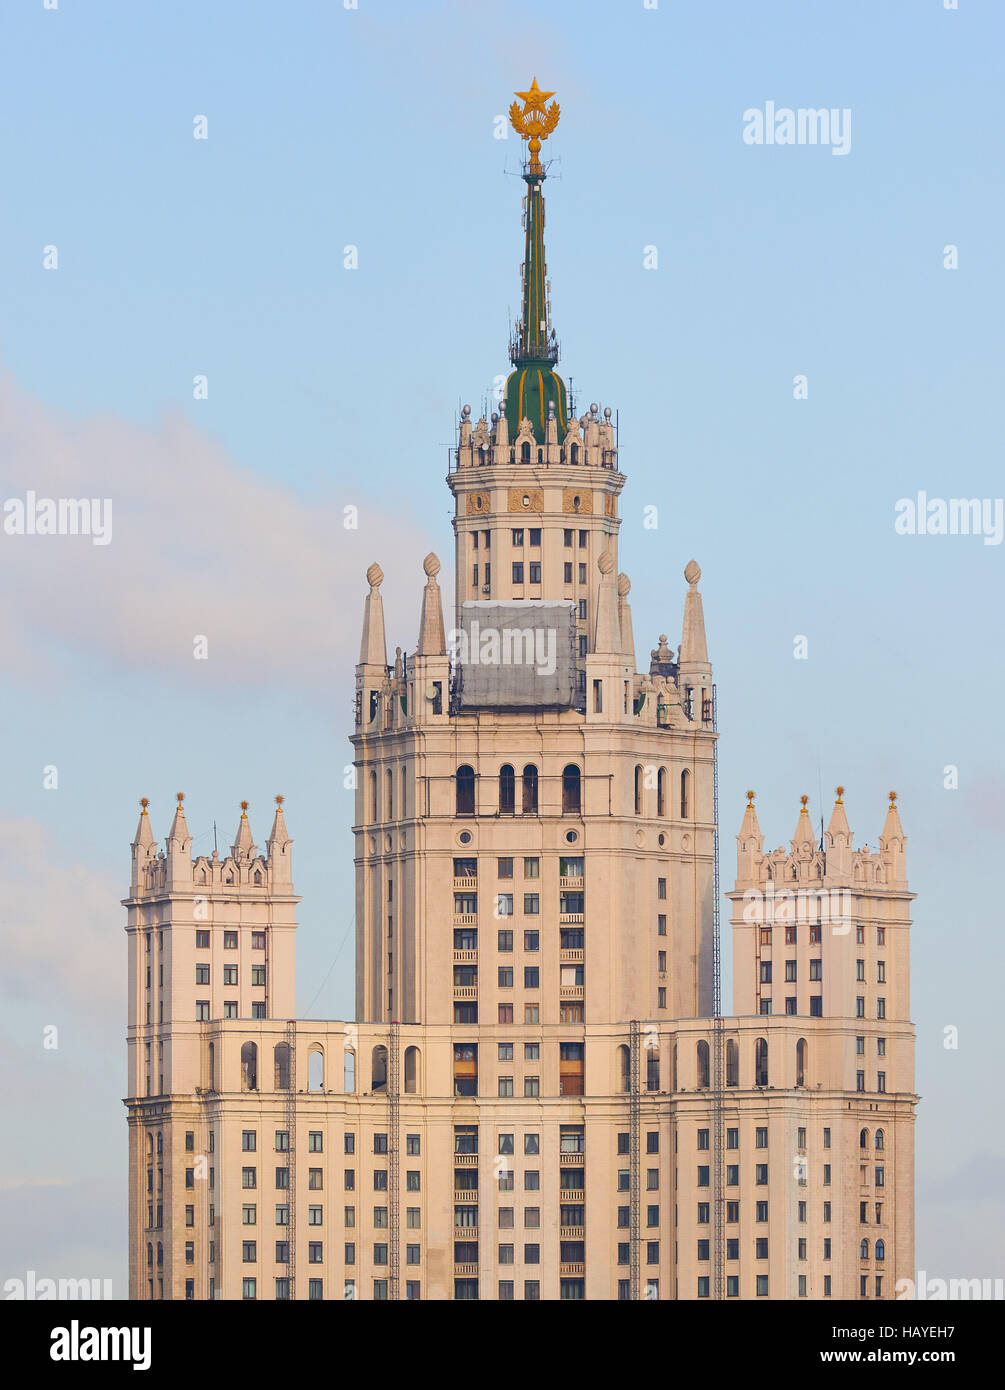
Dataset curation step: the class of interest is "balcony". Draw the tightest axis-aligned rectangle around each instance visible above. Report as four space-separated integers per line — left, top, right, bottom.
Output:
454 1226 479 1239
559 913 585 924
559 1152 585 1165
454 986 478 999
454 913 478 926
559 949 585 963
454 1188 478 1202
453 876 478 889
454 1263 479 1277
559 876 584 890
454 1153 478 1166
560 1262 586 1276
560 986 585 999
560 1226 585 1239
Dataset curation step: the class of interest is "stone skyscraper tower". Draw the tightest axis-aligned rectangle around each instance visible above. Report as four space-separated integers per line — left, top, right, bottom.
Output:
125 84 916 1301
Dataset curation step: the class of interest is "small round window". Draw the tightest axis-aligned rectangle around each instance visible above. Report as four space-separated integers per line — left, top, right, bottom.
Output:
459 830 472 845
522 495 530 507
475 497 483 510
565 830 578 844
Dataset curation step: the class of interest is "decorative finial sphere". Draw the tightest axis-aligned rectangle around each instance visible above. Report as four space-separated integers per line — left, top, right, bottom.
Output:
835 785 845 802
604 406 612 420
461 404 471 419
746 789 755 806
590 402 598 416
617 572 631 597
366 562 384 589
275 794 284 807
491 411 499 424
140 797 149 811
598 551 615 575
548 399 556 419
684 559 701 586
240 800 249 814
423 552 441 578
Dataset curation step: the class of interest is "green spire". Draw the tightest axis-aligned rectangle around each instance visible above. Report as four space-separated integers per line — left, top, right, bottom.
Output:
504 82 570 444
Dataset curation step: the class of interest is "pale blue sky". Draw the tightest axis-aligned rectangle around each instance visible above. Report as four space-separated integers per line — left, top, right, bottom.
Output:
0 0 1002 1292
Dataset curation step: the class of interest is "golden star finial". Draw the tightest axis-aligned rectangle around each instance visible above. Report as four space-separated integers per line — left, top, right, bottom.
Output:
509 79 560 175
514 78 554 113
240 800 249 815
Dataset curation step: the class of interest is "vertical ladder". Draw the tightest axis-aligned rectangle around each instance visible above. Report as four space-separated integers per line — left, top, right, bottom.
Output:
388 1020 400 1300
629 1018 641 1299
285 1019 297 1300
710 684 725 1300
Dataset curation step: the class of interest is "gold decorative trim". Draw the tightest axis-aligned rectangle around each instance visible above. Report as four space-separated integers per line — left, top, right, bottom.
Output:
563 488 593 515
465 491 491 516
508 487 543 513
603 494 618 518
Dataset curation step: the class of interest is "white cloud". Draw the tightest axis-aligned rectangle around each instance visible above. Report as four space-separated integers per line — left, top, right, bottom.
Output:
0 373 440 692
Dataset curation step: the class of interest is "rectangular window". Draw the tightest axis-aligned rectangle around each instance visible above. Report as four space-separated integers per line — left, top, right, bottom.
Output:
523 894 540 914
497 857 513 878
528 562 541 584
511 528 524 546
196 930 209 949
657 878 667 900
512 562 524 584
564 529 573 547
224 932 238 950
251 965 266 987
564 562 573 583
196 964 210 984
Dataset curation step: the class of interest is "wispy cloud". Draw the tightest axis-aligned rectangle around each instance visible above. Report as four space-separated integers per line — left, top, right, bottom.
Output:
0 373 438 693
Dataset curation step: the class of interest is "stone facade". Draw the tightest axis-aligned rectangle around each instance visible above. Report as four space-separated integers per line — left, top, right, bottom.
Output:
124 115 916 1301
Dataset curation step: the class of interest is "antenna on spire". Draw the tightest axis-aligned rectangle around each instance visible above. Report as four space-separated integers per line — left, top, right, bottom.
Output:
213 821 218 854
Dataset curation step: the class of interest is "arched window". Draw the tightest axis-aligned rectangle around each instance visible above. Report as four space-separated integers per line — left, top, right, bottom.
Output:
562 764 581 815
522 764 538 814
400 766 407 819
274 1042 291 1090
344 1050 356 1094
456 765 475 816
147 1243 153 1267
697 1039 710 1088
372 1045 388 1092
478 445 487 466
755 1037 768 1086
308 1047 324 1092
386 768 393 820
672 1044 678 1092
570 442 579 465
241 1041 258 1092
680 769 690 819
796 1037 807 1088
157 1242 163 1267
875 1239 885 1262
875 1129 885 1151
860 1128 869 1149
657 767 667 817
208 1041 215 1091
634 765 643 816
726 1039 739 1087
521 441 531 463
369 770 378 822
404 1046 420 1094
860 1239 869 1260
156 1130 163 1155
253 868 262 885
499 764 515 814
618 1044 631 1094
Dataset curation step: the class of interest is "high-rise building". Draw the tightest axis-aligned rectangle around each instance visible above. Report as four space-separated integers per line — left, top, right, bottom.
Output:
124 84 916 1302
